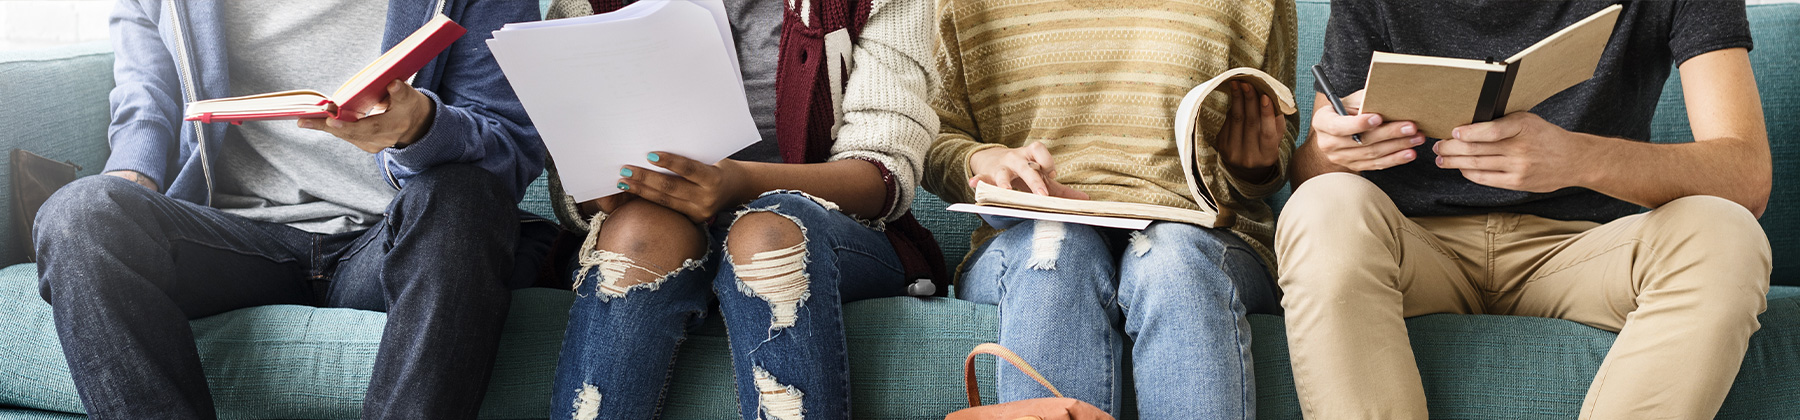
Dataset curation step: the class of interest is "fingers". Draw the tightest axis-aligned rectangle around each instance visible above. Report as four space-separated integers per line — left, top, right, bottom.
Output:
1329 135 1423 171
1313 106 1384 138
617 169 707 222
1451 113 1530 143
1432 139 1502 157
1435 154 1508 172
1006 158 1051 196
1048 181 1090 200
643 152 718 185
1340 90 1365 112
1024 142 1057 178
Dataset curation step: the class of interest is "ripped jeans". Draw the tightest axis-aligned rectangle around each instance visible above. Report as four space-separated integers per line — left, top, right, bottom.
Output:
958 219 1278 419
551 192 908 420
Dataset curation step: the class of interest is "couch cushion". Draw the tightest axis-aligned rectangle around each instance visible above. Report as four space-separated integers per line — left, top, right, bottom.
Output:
0 263 571 419
0 263 1003 419
0 42 115 265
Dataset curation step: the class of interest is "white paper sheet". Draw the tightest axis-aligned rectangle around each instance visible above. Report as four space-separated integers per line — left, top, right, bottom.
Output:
486 0 758 202
945 204 1153 230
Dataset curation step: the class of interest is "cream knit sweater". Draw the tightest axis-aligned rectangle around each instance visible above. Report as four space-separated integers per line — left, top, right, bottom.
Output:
926 0 1298 268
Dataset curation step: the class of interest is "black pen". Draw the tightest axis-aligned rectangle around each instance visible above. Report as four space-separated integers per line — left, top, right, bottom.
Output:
1311 64 1363 144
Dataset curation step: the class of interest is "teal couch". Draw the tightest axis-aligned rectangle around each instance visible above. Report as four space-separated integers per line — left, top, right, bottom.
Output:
1 1 1797 418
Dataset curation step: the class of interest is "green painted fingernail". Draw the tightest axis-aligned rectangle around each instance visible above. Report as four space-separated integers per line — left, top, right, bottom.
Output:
647 153 661 162
617 182 629 191
620 168 633 177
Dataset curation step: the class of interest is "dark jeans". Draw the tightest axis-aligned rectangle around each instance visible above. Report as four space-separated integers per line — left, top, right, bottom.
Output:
34 164 529 420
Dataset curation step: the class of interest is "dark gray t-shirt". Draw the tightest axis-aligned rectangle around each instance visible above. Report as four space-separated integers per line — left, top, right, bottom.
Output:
1317 0 1752 223
724 0 785 163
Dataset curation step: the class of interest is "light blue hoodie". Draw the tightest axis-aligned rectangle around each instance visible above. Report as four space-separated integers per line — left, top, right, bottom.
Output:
104 0 546 208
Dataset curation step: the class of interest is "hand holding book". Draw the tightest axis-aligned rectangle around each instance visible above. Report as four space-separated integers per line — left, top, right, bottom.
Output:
297 80 437 153
1308 89 1426 172
1216 81 1288 184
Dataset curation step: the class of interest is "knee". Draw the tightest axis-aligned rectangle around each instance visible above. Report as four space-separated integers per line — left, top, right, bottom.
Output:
578 200 706 300
1280 172 1385 229
398 164 514 221
1642 195 1771 265
35 176 154 248
724 210 812 330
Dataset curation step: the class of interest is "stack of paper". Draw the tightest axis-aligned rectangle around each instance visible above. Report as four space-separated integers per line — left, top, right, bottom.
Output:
487 0 759 202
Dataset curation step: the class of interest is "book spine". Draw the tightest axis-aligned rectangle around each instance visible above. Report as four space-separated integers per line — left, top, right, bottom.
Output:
1471 61 1523 124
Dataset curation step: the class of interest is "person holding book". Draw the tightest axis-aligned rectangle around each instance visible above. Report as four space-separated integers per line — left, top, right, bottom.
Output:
1283 1 1770 418
539 0 942 418
31 1 548 419
924 0 1298 417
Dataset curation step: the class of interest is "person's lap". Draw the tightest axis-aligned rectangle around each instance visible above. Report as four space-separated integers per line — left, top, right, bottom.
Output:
553 191 906 419
35 164 525 419
957 218 1275 418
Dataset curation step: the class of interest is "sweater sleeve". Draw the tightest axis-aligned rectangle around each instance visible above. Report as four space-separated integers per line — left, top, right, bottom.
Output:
825 0 941 222
103 0 182 190
921 0 1002 205
1224 0 1299 200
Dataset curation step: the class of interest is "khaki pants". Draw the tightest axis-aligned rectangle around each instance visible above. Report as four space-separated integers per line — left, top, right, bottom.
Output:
1276 173 1772 420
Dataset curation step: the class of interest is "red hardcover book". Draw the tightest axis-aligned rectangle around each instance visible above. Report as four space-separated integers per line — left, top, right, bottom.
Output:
184 14 466 124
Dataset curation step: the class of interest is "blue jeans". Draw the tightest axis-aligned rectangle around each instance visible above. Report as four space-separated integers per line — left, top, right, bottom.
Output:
552 192 908 420
959 219 1278 419
33 165 552 420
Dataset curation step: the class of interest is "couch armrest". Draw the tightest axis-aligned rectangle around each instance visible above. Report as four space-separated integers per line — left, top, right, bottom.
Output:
0 42 116 265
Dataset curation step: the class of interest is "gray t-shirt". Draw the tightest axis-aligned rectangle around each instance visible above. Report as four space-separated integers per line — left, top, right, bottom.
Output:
1317 0 1753 223
722 0 785 163
215 0 396 234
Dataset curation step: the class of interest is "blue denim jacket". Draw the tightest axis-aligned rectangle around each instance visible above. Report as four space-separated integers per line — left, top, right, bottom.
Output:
104 0 545 207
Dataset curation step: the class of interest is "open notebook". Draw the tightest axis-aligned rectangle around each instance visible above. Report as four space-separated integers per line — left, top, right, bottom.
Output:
1357 5 1622 139
184 15 466 124
949 67 1297 230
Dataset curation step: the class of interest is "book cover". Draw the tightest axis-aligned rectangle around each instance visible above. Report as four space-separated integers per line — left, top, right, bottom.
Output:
183 15 467 124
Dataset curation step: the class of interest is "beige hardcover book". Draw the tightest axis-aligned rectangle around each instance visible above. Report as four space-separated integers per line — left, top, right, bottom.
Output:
1359 4 1621 139
959 67 1297 228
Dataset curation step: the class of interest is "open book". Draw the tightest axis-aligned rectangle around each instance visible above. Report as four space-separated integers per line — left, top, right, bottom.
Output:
485 0 758 202
183 15 466 124
948 67 1297 229
1358 5 1621 139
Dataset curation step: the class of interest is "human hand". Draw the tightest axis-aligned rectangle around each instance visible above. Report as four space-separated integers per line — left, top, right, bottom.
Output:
1309 90 1426 172
616 152 751 223
104 170 156 190
966 142 1089 199
1434 112 1592 193
298 80 435 153
1216 81 1288 183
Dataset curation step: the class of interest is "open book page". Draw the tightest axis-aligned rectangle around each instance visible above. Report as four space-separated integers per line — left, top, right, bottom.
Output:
183 90 332 121
1173 67 1296 216
967 182 1223 227
487 0 758 202
945 203 1151 230
1359 52 1500 139
1502 4 1621 115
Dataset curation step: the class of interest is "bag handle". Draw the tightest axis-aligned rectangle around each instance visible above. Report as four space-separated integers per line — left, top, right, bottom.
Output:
963 343 1065 407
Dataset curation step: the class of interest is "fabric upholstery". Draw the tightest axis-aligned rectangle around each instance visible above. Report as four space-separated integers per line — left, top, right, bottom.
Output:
0 42 114 265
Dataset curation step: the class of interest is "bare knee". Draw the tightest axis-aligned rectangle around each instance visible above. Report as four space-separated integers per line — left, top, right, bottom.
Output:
576 200 705 299
725 211 810 330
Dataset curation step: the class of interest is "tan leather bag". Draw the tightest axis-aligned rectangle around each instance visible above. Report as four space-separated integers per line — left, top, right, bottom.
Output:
946 343 1115 420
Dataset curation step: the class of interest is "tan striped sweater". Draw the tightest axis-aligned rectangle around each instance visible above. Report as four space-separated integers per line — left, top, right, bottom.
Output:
925 0 1298 270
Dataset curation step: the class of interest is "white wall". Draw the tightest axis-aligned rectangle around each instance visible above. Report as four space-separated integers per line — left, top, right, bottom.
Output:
2 0 1796 52
0 0 110 51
